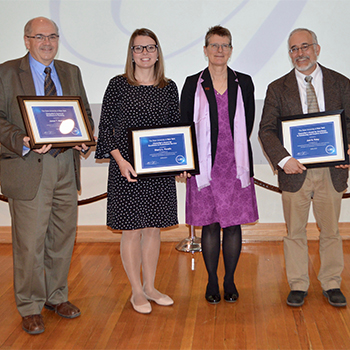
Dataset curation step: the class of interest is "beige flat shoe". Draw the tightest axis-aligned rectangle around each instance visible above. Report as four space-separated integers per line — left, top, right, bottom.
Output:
130 296 152 314
144 293 174 306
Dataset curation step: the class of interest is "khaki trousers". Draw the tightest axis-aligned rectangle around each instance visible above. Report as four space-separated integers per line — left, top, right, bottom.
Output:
9 150 77 317
282 168 344 291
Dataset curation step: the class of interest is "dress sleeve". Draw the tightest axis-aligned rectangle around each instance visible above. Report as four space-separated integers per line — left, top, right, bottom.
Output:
95 77 121 159
166 80 180 124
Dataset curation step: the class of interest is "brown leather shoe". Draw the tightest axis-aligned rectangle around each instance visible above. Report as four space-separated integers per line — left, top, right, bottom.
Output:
44 301 81 319
22 314 45 335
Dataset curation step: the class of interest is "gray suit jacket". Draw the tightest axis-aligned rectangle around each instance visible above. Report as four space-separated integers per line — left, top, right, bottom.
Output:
259 64 350 192
0 53 93 200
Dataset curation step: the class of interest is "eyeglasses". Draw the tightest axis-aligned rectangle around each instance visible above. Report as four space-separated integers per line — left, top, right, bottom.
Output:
26 34 59 42
289 43 316 54
131 44 158 54
208 43 232 52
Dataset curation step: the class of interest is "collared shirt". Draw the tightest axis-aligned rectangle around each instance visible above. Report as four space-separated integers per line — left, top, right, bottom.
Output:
295 63 325 113
23 54 63 154
29 53 63 96
279 63 325 169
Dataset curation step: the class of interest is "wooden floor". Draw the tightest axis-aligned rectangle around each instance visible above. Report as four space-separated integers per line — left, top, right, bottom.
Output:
1 241 350 350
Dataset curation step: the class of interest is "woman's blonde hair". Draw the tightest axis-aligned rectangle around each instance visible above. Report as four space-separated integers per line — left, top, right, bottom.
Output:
124 28 168 88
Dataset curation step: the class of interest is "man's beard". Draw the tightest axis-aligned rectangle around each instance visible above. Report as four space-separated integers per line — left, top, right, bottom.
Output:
293 55 317 73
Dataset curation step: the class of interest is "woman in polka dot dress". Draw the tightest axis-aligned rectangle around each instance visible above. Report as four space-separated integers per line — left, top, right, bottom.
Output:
95 28 179 314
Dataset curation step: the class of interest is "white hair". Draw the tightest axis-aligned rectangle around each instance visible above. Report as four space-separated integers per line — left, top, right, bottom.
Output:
288 28 318 48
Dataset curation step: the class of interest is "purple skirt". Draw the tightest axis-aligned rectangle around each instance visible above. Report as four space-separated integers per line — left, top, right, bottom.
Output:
185 90 258 228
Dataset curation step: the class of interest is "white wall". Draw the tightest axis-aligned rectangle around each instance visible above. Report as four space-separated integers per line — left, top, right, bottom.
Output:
1 0 350 226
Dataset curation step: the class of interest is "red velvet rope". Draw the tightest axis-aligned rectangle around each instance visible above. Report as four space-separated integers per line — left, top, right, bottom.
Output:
1 178 349 205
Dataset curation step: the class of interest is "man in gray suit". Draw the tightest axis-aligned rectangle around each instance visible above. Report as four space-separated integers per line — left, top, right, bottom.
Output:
259 28 350 308
0 17 93 334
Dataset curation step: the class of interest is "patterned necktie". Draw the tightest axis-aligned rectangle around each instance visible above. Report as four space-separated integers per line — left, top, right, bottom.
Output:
305 76 319 113
45 67 62 157
44 67 57 96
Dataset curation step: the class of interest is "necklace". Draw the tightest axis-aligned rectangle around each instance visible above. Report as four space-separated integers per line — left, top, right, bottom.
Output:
212 74 227 95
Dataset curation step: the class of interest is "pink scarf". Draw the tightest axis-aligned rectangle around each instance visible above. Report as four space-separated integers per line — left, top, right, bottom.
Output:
233 76 250 188
193 71 250 190
193 72 212 190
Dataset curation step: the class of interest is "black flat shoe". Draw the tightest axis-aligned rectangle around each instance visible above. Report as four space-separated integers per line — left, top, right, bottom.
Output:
223 282 239 303
205 294 221 304
323 289 347 307
224 292 239 303
287 290 308 307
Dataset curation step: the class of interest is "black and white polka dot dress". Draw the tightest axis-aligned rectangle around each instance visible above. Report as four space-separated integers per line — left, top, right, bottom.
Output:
95 75 180 230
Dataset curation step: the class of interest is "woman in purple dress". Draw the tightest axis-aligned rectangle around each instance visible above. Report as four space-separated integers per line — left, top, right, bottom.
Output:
180 26 258 304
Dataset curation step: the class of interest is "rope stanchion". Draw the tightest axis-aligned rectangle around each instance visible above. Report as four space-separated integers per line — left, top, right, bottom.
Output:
0 193 108 205
78 193 107 206
253 178 281 193
253 178 350 198
176 225 202 253
1 178 350 205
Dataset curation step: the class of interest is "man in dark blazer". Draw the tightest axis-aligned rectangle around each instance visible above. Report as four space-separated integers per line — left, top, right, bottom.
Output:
0 17 93 334
259 28 350 308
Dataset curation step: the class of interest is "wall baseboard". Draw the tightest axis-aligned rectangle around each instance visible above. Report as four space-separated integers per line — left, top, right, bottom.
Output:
1 223 350 244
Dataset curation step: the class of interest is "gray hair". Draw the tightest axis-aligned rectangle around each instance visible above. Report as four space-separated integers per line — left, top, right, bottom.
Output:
205 25 232 47
24 17 59 36
288 28 318 48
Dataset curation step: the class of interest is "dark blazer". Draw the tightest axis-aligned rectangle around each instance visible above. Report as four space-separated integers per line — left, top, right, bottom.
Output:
0 53 93 199
259 64 350 192
180 67 255 177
